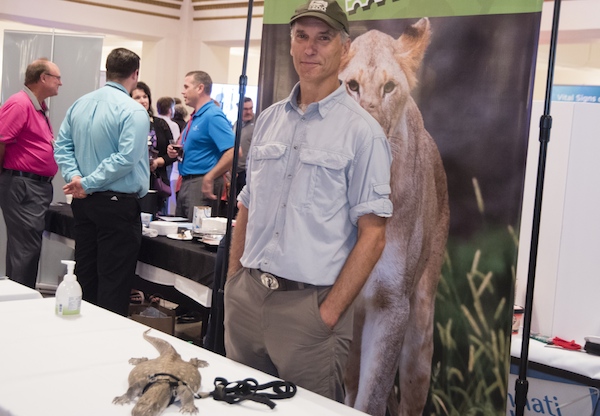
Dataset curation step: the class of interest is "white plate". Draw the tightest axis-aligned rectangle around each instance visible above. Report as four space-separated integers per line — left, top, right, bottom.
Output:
157 215 189 222
166 233 193 241
200 237 221 246
195 228 226 235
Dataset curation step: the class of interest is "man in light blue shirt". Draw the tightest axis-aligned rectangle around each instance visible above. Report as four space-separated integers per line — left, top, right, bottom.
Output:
54 48 149 316
224 0 392 403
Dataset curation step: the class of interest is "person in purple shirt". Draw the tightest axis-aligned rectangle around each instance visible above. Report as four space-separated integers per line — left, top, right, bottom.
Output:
0 58 62 288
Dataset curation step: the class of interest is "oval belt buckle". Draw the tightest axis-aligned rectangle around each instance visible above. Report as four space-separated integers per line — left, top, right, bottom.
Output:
260 273 279 290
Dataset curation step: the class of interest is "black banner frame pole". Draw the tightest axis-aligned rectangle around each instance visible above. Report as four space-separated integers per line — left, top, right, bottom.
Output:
206 0 254 354
515 0 561 414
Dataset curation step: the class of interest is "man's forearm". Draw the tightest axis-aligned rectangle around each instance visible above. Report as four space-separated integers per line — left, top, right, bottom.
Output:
205 147 235 181
319 213 387 328
227 203 248 277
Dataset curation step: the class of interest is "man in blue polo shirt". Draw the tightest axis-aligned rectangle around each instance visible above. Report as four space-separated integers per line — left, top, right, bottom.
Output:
168 71 235 221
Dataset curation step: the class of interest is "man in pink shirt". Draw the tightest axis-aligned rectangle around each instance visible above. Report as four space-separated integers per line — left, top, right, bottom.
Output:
0 58 62 288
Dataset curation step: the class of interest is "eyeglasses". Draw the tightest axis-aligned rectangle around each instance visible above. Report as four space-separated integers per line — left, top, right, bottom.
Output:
44 73 62 81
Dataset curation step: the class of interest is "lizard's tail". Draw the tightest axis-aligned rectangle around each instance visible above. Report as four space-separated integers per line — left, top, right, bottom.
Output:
143 329 178 356
132 383 171 416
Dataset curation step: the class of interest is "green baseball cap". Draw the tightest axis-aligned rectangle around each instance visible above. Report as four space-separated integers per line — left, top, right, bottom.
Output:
290 0 349 34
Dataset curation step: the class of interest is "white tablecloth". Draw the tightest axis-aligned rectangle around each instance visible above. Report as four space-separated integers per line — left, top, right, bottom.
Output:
0 278 43 301
0 298 366 416
511 334 600 380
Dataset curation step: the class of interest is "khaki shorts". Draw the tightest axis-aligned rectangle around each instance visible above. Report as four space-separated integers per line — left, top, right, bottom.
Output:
224 268 353 402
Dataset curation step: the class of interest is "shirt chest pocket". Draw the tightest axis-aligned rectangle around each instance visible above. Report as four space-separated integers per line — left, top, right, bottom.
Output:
291 148 350 214
250 143 288 196
252 143 287 168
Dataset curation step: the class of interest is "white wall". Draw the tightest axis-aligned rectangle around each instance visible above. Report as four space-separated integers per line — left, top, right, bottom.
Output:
0 0 263 105
516 101 600 345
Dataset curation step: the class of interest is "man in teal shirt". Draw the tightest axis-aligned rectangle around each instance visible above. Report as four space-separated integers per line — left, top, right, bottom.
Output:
54 48 149 316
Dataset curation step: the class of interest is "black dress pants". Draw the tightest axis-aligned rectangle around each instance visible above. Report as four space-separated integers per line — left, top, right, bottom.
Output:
71 192 142 316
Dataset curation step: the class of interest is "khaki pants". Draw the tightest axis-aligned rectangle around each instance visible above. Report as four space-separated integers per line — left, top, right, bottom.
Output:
224 268 353 402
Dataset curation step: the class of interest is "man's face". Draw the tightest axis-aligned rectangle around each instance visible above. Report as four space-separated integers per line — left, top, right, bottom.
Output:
242 101 254 122
182 75 202 108
42 62 62 97
290 17 348 86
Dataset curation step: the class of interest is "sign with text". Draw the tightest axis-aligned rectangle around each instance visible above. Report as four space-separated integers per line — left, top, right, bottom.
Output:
506 373 599 416
552 85 600 104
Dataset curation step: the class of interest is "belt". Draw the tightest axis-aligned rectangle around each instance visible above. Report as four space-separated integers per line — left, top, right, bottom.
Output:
4 169 53 183
248 268 315 291
181 174 205 180
92 191 138 199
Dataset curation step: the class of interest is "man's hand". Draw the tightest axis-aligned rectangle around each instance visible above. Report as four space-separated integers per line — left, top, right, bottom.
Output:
318 213 387 329
166 144 177 159
202 148 234 200
63 176 87 199
202 174 217 200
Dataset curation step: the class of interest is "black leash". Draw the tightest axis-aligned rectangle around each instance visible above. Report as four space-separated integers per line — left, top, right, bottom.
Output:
208 377 297 409
142 373 201 405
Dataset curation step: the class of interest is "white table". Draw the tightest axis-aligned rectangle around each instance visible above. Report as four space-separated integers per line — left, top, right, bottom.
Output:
0 278 43 301
0 298 367 416
511 334 600 381
509 335 600 416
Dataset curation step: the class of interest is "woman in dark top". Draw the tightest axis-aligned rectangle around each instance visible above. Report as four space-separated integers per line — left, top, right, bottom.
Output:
131 81 175 215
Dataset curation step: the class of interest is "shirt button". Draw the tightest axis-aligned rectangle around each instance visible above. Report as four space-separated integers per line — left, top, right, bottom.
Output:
282 203 286 208
293 145 298 150
275 232 279 236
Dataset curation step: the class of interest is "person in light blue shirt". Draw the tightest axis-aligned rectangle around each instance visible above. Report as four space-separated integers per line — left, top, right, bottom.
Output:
54 48 149 316
224 0 392 403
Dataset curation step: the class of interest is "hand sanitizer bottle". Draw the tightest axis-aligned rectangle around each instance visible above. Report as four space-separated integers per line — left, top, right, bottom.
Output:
55 260 82 316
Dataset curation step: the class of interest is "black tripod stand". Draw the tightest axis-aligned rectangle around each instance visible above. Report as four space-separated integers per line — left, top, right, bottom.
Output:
203 0 255 356
515 1 561 414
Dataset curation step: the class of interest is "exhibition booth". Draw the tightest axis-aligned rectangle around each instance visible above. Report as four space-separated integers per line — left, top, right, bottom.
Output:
2 0 600 415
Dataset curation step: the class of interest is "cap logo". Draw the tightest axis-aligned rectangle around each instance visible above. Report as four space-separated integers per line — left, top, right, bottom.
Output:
308 0 328 12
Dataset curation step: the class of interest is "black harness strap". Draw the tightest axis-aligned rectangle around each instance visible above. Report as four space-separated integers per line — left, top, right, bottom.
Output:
208 377 297 409
142 373 202 406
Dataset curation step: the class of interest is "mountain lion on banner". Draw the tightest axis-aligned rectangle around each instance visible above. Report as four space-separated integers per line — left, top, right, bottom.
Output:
339 18 450 416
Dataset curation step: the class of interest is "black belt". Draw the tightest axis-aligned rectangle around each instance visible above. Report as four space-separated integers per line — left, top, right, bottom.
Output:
249 268 316 291
92 191 138 199
4 169 53 183
181 174 205 180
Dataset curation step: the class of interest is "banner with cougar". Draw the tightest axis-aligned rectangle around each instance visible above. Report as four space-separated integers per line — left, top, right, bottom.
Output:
258 0 543 414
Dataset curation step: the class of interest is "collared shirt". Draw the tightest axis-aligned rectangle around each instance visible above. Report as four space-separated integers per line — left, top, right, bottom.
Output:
179 101 234 176
239 82 393 286
233 118 255 172
54 82 150 198
0 87 57 177
155 114 181 143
